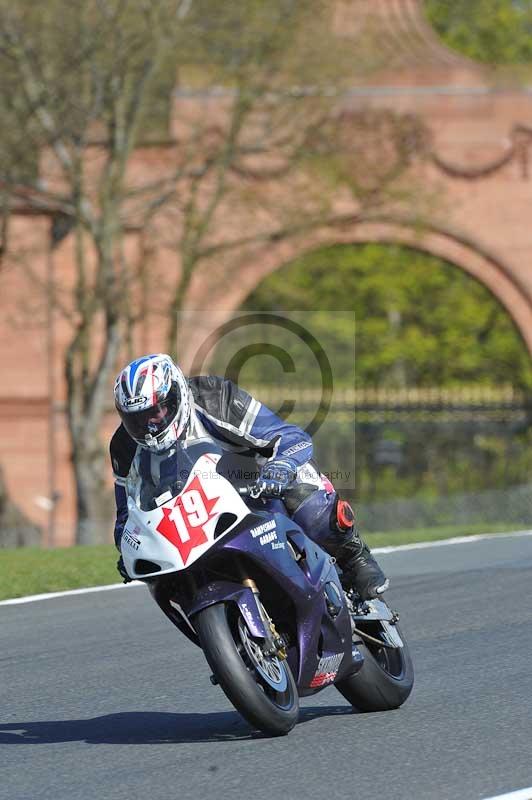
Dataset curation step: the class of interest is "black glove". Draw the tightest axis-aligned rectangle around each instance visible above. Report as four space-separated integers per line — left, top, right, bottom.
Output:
257 458 298 498
116 555 131 584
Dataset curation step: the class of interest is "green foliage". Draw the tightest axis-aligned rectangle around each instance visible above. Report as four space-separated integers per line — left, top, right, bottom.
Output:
238 243 532 390
214 244 532 513
0 0 183 158
351 419 532 503
180 0 346 90
425 0 532 64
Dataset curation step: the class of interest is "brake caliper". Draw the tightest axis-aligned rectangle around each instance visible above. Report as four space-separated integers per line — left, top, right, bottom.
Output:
269 621 288 660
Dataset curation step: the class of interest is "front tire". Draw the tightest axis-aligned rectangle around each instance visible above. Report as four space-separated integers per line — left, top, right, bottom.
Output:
336 623 414 711
195 602 299 736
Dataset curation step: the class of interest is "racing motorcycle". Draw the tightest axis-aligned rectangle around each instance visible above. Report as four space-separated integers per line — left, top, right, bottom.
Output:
120 438 414 736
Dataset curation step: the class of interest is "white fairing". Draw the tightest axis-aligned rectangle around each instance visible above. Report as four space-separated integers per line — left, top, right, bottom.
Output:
121 453 250 580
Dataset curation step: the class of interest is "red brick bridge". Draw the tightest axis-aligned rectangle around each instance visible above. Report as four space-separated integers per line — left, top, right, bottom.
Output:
1 0 531 543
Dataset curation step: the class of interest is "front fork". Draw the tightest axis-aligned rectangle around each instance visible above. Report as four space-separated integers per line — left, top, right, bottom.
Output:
182 559 287 660
240 575 287 659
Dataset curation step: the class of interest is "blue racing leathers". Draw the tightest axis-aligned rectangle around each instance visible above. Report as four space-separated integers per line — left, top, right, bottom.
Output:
109 374 388 599
110 375 314 548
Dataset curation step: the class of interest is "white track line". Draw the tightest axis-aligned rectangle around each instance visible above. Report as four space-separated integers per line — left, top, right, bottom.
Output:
0 581 142 606
1 529 531 607
482 788 532 800
373 529 532 555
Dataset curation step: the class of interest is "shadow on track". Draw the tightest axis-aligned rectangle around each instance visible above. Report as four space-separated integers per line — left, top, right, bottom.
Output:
0 705 355 745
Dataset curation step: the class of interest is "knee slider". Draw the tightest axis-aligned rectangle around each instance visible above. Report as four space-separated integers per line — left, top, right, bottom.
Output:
331 497 355 534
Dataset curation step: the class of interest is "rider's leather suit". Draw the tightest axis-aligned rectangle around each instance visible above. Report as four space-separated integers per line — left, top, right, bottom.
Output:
110 375 343 554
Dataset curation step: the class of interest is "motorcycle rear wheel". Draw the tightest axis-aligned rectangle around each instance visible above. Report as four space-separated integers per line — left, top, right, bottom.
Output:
195 602 299 736
335 622 414 711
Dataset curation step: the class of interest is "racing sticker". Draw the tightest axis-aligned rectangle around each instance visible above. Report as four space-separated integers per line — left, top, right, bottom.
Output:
250 520 276 538
156 475 221 565
123 531 141 551
309 653 344 688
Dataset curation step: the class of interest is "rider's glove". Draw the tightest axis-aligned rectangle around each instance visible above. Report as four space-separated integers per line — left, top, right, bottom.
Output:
258 457 298 498
116 555 132 584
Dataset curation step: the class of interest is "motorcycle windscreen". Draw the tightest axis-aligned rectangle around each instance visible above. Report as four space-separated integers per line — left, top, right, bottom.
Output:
135 438 225 511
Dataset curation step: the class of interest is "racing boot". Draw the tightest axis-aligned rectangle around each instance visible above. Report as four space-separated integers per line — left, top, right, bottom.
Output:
331 500 389 600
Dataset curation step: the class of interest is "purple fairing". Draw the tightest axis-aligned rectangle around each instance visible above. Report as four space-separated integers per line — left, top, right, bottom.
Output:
170 510 362 696
143 441 363 696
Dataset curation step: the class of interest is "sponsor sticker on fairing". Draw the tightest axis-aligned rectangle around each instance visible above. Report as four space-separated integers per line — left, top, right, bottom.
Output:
259 531 277 546
123 531 141 551
309 653 344 688
250 520 276 538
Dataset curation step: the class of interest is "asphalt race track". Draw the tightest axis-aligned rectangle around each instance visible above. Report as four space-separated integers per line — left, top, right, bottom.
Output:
1 533 532 800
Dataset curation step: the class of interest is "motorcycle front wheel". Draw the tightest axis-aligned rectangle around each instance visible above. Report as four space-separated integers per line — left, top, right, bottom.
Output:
195 602 299 736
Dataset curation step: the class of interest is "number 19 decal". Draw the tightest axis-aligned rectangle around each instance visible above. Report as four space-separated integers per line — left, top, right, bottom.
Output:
156 476 220 564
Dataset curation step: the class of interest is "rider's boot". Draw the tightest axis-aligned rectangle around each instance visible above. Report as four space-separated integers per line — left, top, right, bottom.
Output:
329 500 389 600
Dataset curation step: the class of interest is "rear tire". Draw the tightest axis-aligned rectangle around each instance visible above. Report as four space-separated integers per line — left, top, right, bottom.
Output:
195 602 299 736
336 624 414 711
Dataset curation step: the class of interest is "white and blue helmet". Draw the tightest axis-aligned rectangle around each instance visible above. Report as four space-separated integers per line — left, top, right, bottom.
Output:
114 354 191 452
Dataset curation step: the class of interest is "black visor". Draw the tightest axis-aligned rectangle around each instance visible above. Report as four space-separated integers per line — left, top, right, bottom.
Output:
120 382 178 442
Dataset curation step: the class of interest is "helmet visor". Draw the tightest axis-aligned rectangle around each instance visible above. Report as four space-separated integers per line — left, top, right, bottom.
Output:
120 383 178 443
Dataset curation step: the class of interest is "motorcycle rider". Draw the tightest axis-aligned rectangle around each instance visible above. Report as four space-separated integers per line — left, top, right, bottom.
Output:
111 353 388 600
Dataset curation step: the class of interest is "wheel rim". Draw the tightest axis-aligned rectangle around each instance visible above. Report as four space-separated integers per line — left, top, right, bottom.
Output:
235 616 295 711
364 624 405 679
237 616 288 691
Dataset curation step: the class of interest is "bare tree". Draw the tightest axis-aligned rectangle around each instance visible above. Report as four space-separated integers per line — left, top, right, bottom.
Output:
0 0 429 543
137 2 431 354
0 0 187 543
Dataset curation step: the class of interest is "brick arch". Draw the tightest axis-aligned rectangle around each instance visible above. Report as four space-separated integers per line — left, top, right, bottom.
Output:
183 219 532 370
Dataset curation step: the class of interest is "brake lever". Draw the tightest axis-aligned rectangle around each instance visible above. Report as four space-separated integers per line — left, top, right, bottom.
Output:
238 484 265 501
249 484 264 500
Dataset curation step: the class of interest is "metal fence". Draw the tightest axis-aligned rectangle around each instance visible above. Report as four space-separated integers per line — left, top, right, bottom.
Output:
3 385 529 546
249 384 532 533
357 482 532 533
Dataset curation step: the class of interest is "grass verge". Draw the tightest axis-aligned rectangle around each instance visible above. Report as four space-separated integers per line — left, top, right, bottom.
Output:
0 523 527 601
0 544 117 601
